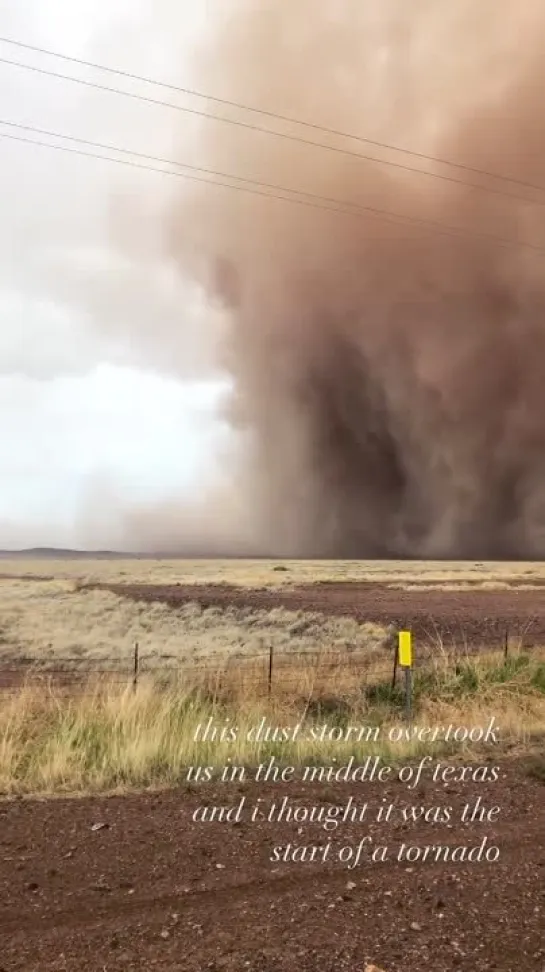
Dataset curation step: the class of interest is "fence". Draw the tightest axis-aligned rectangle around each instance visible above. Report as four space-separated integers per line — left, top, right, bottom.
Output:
1 641 396 692
0 625 526 718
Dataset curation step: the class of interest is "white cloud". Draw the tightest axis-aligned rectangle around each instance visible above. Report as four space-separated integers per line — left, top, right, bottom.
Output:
0 365 232 547
0 289 108 379
0 1 230 547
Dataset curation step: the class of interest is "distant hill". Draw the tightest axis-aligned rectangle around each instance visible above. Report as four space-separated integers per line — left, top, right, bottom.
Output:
0 548 534 562
0 548 135 559
0 548 249 560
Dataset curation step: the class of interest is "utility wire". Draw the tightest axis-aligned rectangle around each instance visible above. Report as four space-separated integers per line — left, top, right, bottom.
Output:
0 130 430 225
2 124 545 255
1 34 544 199
1 51 545 211
0 118 415 213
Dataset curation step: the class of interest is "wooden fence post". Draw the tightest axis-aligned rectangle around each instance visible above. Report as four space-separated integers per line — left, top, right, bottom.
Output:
133 642 139 692
268 645 274 698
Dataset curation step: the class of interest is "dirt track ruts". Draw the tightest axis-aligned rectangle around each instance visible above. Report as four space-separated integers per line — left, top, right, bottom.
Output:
0 765 543 971
98 580 545 647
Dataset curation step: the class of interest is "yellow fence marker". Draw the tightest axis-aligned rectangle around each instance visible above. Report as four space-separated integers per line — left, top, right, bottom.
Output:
398 630 413 722
398 630 412 667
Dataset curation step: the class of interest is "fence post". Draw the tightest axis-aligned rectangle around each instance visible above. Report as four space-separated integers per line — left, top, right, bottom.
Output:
398 630 413 722
504 626 509 661
133 642 139 692
404 665 413 722
391 632 398 690
268 645 274 698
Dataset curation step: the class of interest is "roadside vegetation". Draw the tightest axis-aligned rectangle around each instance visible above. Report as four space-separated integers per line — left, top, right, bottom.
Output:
1 647 543 796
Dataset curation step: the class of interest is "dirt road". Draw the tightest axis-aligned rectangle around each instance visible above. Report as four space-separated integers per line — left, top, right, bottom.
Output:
1 764 543 971
103 580 545 647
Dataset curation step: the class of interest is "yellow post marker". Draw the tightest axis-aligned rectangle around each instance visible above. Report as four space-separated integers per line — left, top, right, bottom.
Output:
398 630 412 667
398 630 413 722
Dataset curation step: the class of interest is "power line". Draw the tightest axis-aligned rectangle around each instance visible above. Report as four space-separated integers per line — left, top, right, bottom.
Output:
2 124 545 255
0 118 415 214
1 51 545 212
6 117 543 233
0 130 366 220
1 34 544 200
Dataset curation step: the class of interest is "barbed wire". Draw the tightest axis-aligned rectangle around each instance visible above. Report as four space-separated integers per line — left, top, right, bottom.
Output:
0 635 524 699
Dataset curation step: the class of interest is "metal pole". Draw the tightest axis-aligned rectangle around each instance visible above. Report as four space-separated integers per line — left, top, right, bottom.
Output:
398 631 413 721
404 665 413 722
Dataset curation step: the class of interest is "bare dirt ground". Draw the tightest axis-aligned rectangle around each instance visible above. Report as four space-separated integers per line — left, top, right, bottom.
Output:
101 580 545 648
0 764 543 972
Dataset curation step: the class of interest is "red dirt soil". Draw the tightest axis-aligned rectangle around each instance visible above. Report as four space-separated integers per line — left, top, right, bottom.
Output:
100 580 545 647
0 764 543 971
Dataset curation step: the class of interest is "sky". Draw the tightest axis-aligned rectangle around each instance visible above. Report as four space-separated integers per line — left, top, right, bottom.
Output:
0 0 229 549
2 1 545 560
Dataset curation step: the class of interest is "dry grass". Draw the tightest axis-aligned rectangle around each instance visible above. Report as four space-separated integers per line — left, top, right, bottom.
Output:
0 558 544 797
0 648 543 796
1 556 545 589
0 577 388 670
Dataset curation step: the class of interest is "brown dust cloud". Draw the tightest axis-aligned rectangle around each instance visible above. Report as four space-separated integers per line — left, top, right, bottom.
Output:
120 0 545 558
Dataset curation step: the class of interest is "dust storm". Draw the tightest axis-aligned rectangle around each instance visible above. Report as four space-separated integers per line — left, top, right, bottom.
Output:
125 0 545 558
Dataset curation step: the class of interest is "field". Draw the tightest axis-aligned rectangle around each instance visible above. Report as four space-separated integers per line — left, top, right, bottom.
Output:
2 557 545 668
3 554 545 586
0 557 544 970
